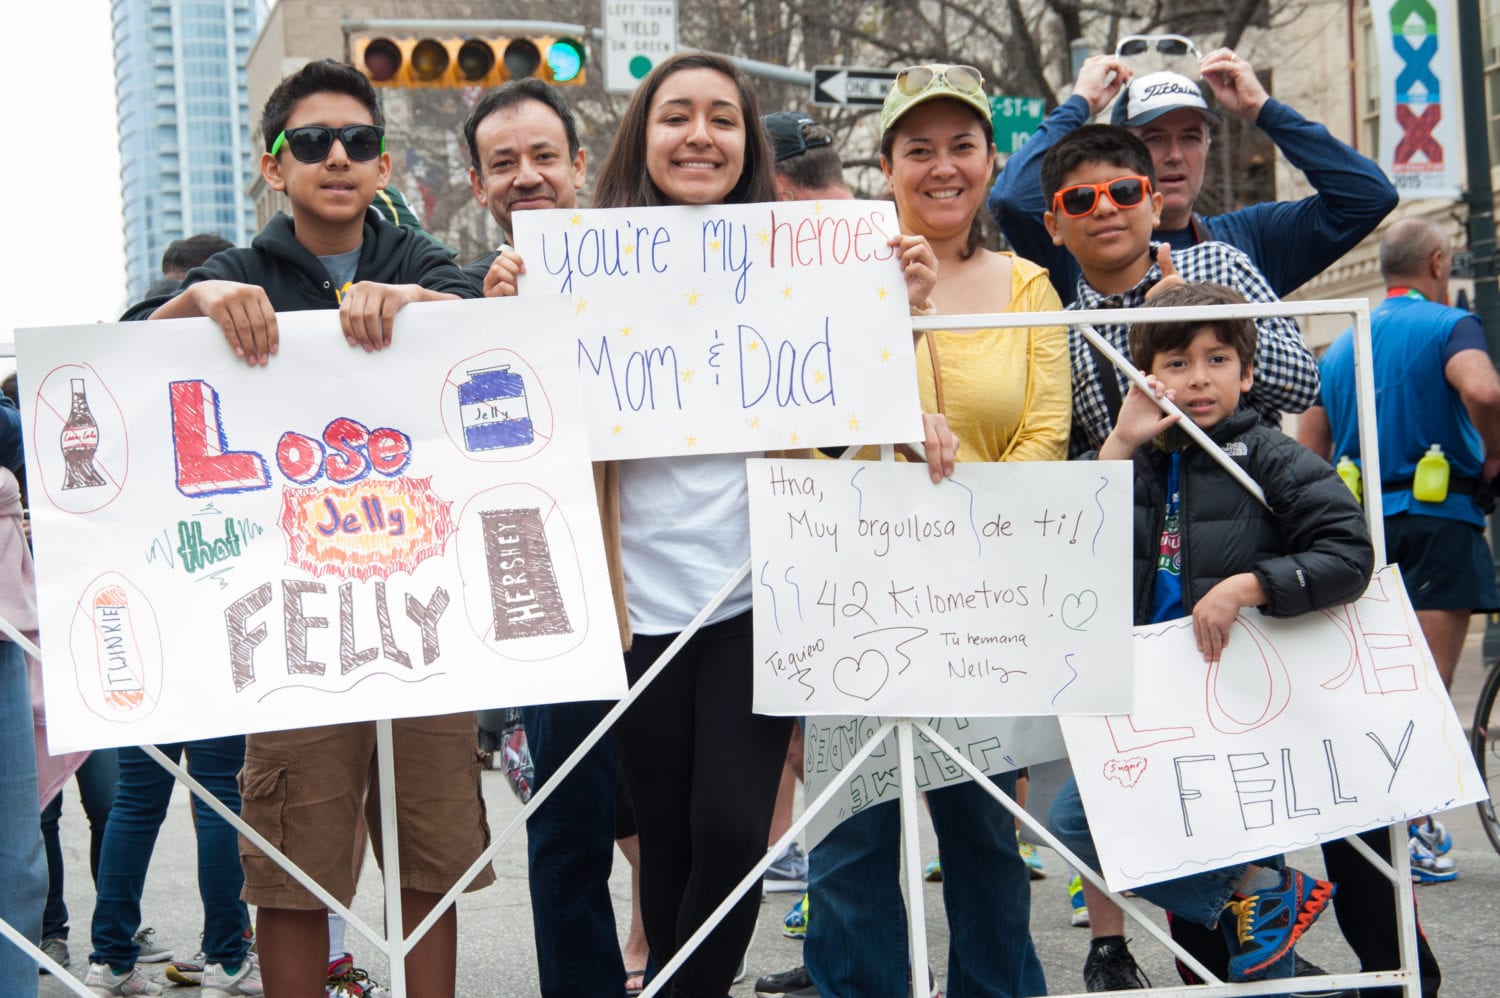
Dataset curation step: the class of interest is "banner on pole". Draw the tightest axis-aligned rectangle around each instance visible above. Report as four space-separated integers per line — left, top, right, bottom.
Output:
1372 0 1461 200
19 297 626 752
803 714 1067 847
1061 565 1485 891
748 458 1134 717
511 201 925 460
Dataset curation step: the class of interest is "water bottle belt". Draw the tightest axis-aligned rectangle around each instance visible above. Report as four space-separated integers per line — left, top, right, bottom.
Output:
1381 475 1481 496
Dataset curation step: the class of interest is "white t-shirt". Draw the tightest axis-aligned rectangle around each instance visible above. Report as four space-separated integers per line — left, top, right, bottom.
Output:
617 453 754 634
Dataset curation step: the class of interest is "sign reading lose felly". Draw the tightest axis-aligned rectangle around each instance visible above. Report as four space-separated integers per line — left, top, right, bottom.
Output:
1061 566 1486 891
747 458 1134 718
18 297 625 752
511 200 925 461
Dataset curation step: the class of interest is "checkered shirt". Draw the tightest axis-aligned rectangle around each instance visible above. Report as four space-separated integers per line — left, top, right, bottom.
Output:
1065 241 1319 456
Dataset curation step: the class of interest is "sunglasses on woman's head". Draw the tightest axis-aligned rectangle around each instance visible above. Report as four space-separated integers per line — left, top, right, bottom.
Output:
270 125 386 163
1052 176 1152 218
893 64 985 97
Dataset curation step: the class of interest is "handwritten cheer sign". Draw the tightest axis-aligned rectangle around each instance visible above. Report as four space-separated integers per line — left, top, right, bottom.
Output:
511 200 925 460
747 458 1133 717
802 714 1067 847
17 297 626 753
1060 565 1486 892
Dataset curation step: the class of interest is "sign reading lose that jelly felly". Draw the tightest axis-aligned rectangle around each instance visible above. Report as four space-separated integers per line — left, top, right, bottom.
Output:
511 200 925 461
747 458 1134 717
1061 566 1486 892
802 714 1067 847
17 297 625 753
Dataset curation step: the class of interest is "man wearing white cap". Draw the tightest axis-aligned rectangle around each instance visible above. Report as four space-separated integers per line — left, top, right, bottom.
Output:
990 48 1397 304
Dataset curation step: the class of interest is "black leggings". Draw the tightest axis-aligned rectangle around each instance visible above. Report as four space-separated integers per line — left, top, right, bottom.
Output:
613 610 793 998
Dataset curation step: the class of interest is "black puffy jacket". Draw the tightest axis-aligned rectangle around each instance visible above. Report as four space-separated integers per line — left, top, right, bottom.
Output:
1124 410 1374 626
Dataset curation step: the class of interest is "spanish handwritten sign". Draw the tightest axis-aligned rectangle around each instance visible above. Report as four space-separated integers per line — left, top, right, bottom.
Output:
17 297 626 753
511 200 925 460
803 714 1067 847
1060 565 1486 891
747 458 1133 717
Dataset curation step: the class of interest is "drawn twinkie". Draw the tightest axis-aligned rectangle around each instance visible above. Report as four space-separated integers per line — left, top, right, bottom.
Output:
18 296 625 753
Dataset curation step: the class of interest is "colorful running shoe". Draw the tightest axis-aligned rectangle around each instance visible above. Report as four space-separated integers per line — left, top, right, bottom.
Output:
782 892 809 939
923 854 942 882
326 953 389 996
1409 827 1458 883
1068 874 1089 927
1224 868 1335 981
1412 817 1452 857
1019 840 1046 879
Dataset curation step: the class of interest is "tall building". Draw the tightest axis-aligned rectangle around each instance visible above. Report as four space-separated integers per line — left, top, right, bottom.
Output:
113 0 267 300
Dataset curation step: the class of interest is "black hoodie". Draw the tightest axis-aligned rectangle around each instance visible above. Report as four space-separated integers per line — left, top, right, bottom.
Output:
122 208 477 320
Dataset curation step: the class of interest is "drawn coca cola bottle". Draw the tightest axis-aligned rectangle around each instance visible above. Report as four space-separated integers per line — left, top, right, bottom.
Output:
61 377 106 489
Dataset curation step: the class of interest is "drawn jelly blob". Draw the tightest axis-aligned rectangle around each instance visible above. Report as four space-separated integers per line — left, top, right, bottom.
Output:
1103 756 1148 789
832 649 889 701
440 350 555 462
455 481 589 661
460 365 534 450
31 363 128 514
280 477 455 582
1060 590 1099 631
68 572 162 722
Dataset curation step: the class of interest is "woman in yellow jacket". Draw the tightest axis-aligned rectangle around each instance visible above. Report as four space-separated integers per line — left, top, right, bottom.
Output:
801 64 1069 998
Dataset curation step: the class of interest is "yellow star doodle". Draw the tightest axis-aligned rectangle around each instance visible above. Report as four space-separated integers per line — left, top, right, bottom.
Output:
880 347 893 362
684 289 701 306
813 371 826 384
878 285 888 301
788 431 800 445
848 414 860 430
620 325 632 336
782 285 793 299
758 229 770 245
682 368 695 382
612 424 623 435
574 296 588 315
745 415 761 429
570 213 581 226
711 239 721 251
684 434 698 447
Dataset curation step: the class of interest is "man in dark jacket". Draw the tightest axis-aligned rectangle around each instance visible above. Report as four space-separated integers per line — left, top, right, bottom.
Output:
990 47 1397 304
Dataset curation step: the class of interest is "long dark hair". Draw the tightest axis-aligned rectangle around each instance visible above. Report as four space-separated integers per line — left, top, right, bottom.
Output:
594 52 776 209
880 97 993 260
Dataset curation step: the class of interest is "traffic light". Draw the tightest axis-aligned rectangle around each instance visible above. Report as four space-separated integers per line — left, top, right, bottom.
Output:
353 35 587 88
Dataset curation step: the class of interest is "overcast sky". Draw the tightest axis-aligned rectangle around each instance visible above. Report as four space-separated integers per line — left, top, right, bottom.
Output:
0 2 128 363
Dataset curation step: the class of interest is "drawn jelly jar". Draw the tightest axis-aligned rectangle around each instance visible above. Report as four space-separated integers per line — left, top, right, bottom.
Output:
458 365 534 452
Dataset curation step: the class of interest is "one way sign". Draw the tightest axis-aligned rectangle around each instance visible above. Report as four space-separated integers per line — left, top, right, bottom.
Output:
812 66 900 106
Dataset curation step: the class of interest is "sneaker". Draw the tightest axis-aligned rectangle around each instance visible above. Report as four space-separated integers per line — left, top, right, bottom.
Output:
1224 867 1336 981
132 927 173 964
1412 817 1452 857
83 963 163 996
923 854 942 882
782 892 809 939
1083 938 1150 990
38 937 70 973
1409 828 1458 883
1019 840 1046 879
756 965 814 997
201 952 263 996
326 953 389 997
1068 875 1090 927
765 841 809 893
165 950 205 986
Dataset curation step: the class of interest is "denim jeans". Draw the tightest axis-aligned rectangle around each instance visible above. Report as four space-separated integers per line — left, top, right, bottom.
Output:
1047 777 1293 980
521 699 626 998
0 641 46 996
806 770 1046 998
41 748 117 939
89 738 250 971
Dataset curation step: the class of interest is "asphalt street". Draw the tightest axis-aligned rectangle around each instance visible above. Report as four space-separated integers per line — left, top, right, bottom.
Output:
31 623 1500 997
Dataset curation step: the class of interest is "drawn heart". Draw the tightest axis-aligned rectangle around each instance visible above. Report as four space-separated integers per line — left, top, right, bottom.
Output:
832 650 890 702
1060 590 1099 631
1103 756 1148 789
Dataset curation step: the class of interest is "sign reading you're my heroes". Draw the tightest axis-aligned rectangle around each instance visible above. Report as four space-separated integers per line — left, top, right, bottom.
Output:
512 200 925 461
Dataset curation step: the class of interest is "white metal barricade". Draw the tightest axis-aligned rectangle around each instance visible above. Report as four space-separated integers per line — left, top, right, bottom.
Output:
2 297 1428 997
